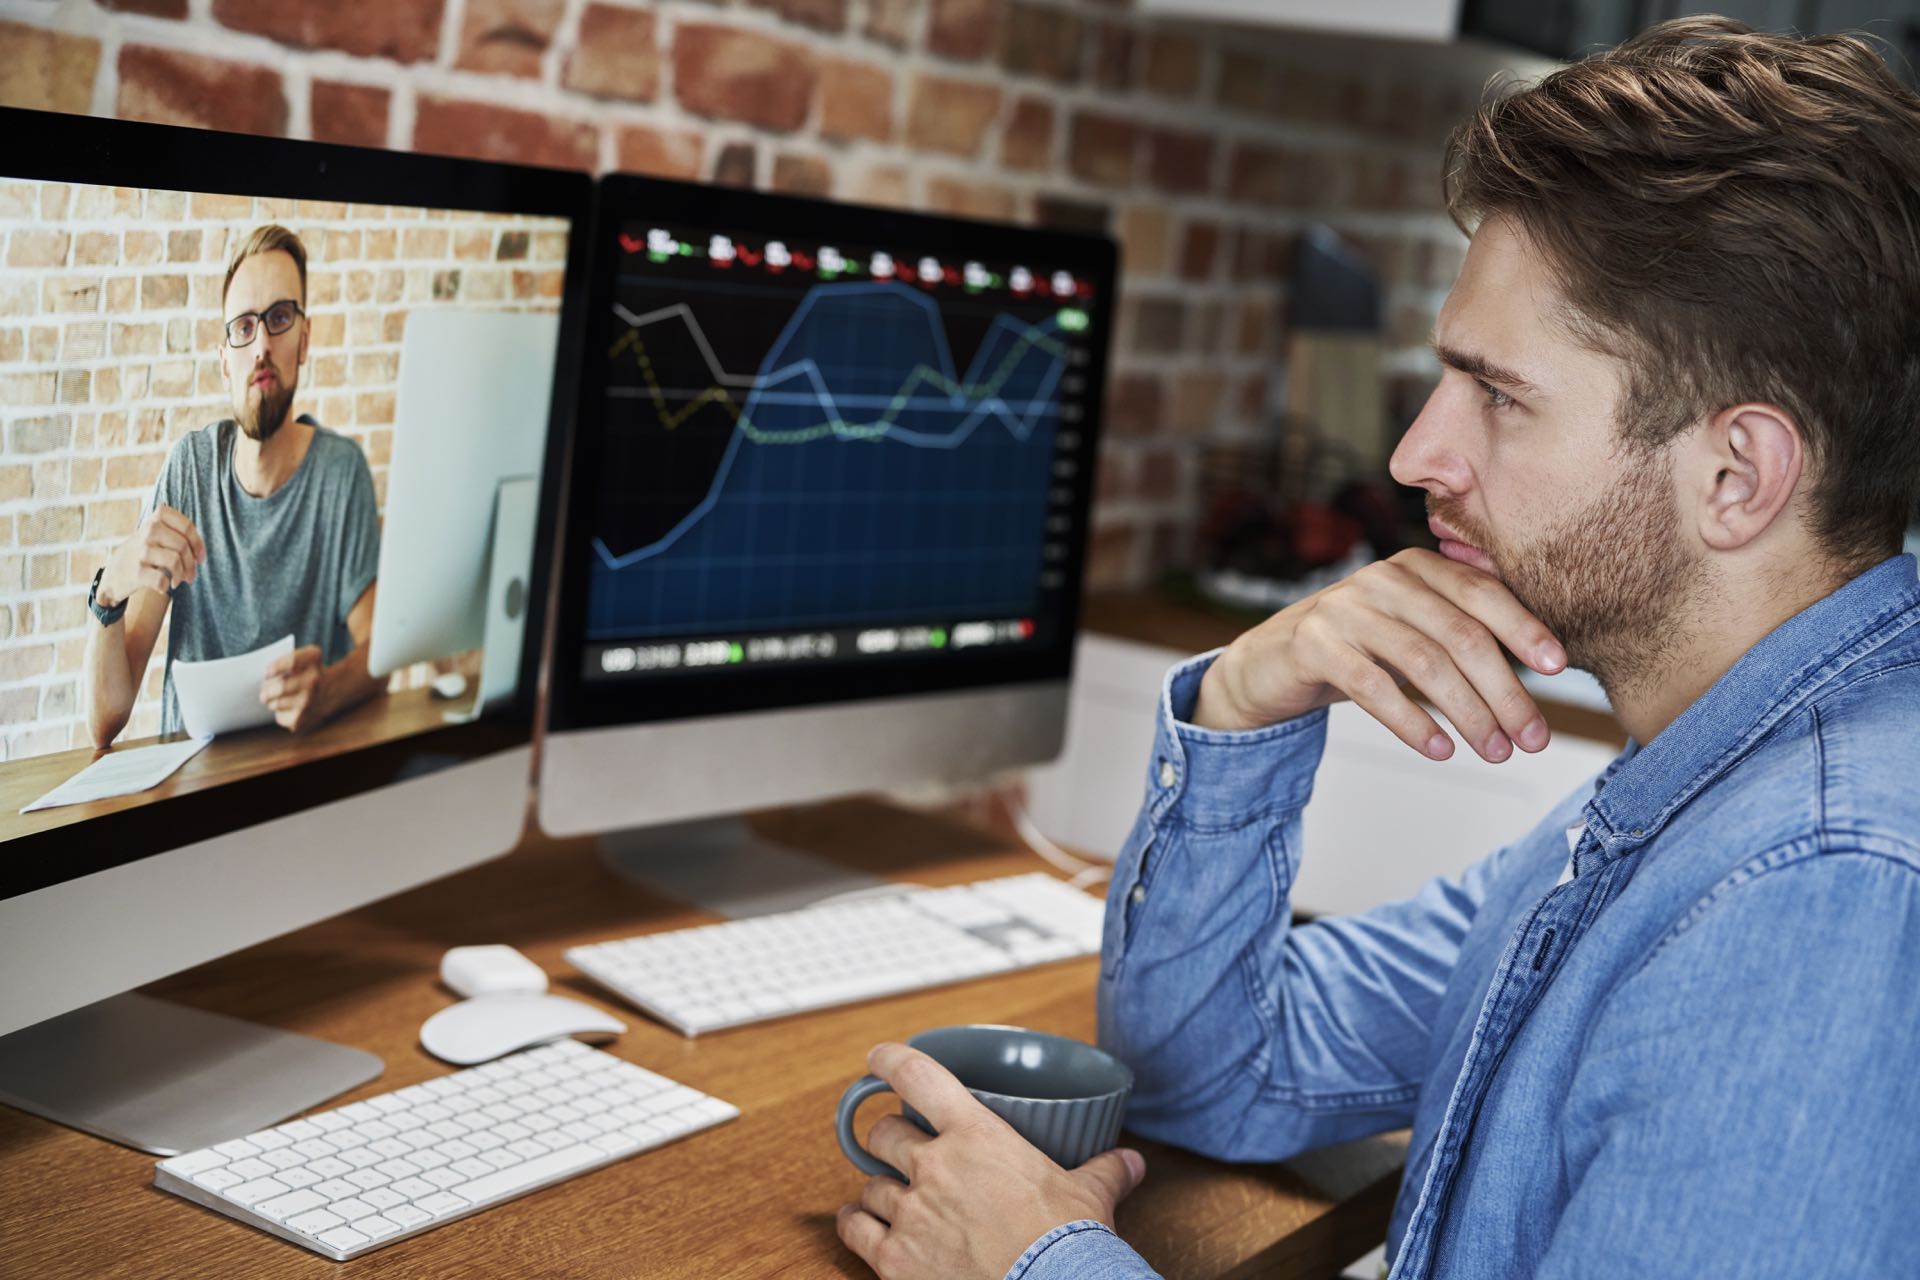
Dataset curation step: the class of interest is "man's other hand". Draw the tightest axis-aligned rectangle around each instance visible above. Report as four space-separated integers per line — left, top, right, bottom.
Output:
261 645 327 733
1194 547 1567 763
99 505 206 608
836 1042 1147 1280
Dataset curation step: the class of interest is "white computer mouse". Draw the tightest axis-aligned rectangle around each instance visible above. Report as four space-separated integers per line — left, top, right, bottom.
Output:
419 993 626 1065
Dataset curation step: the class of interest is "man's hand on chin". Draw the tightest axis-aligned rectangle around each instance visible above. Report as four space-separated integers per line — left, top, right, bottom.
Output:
836 1042 1147 1280
261 645 328 733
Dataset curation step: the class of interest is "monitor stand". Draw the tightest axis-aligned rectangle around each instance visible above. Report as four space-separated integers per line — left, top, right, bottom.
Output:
597 817 893 919
0 992 381 1156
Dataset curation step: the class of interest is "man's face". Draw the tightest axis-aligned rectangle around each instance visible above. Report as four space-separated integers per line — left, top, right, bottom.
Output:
219 249 306 443
1388 216 1705 688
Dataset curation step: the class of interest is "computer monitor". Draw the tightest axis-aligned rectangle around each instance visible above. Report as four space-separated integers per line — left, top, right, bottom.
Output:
539 177 1114 911
0 109 587 1152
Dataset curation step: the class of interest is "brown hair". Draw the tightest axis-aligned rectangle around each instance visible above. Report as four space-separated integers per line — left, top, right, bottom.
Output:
1444 16 1920 569
221 223 308 311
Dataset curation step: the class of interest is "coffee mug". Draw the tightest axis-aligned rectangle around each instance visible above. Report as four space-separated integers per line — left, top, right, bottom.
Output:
835 1024 1133 1183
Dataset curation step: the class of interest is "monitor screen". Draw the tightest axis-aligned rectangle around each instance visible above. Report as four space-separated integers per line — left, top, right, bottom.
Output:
0 113 585 895
548 178 1114 731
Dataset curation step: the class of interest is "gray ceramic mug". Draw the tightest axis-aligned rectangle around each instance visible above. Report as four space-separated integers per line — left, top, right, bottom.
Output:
835 1025 1133 1183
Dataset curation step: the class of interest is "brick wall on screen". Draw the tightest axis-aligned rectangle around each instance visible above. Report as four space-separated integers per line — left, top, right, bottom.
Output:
0 183 568 757
0 0 1537 611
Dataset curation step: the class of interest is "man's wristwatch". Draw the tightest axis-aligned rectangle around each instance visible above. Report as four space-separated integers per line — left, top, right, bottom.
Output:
88 566 127 628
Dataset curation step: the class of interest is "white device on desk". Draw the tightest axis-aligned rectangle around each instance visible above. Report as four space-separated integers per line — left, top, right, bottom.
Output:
154 1039 737 1261
0 111 587 1156
420 994 626 1065
570 872 1106 1036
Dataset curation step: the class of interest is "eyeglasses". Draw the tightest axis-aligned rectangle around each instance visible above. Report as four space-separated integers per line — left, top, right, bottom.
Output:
224 299 304 348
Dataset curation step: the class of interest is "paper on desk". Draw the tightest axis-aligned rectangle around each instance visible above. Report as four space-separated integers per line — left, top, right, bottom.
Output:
169 634 294 740
21 735 212 813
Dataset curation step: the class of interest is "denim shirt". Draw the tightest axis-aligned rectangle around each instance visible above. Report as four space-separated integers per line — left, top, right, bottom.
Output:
1011 554 1920 1280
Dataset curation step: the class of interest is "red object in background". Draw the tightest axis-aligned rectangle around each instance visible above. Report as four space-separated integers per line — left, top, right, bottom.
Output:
1282 502 1363 567
617 233 645 254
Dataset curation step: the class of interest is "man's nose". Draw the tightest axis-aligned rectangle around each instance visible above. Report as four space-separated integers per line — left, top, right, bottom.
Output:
1389 379 1474 496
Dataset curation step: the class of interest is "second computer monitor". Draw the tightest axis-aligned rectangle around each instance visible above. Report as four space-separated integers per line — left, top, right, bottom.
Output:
540 179 1115 839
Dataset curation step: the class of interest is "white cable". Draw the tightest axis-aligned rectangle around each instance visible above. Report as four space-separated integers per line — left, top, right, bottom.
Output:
1006 790 1112 891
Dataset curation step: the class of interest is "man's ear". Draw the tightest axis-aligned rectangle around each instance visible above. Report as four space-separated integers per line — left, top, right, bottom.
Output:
1693 402 1803 552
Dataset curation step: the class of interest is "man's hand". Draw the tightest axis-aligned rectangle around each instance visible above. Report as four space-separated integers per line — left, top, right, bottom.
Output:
261 645 328 733
836 1042 1146 1280
1193 547 1567 762
99 505 206 608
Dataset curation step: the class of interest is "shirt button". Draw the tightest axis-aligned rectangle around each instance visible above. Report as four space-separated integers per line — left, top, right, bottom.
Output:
1157 759 1176 788
1130 885 1147 905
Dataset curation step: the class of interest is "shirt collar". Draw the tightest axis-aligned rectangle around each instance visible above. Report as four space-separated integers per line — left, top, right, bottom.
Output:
1584 553 1920 848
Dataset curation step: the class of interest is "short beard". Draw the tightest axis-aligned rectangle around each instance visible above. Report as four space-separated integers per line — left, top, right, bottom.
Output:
239 382 295 443
1431 441 1704 703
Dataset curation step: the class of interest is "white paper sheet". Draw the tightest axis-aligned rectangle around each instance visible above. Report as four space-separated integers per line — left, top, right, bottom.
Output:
169 634 294 740
21 736 212 813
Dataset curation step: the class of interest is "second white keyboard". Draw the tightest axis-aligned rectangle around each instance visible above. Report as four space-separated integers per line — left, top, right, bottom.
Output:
568 871 1107 1036
154 1039 737 1260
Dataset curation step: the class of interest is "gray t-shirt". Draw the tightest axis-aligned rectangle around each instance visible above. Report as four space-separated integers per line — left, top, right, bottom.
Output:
148 416 380 736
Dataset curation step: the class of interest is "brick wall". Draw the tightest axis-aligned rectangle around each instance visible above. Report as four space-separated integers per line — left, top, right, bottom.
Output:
0 179 567 757
0 0 1552 720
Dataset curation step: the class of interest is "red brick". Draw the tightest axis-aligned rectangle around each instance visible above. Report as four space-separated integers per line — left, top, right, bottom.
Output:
1139 449 1180 501
1104 372 1163 437
1087 21 1133 92
214 0 444 63
905 75 1002 158
819 58 892 143
865 0 919 48
1084 524 1138 591
458 0 566 78
1116 206 1171 277
312 81 389 149
118 46 286 136
1143 31 1202 98
929 0 1003 61
1236 295 1274 354
564 4 659 102
1094 450 1131 505
615 126 704 180
1124 295 1183 354
713 142 757 188
673 23 816 133
772 153 832 198
1179 220 1220 281
855 165 910 208
1227 142 1337 210
1167 371 1224 432
924 176 1018 222
1146 127 1212 195
414 97 597 170
1067 111 1137 187
1000 96 1054 171
1002 3 1080 83
99 0 187 15
749 0 848 33
0 23 100 114
1216 50 1272 114
1033 195 1108 234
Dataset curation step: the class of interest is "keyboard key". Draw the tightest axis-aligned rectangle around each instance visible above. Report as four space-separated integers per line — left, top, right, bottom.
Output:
390 1176 439 1200
258 1189 328 1222
330 1196 377 1222
308 1156 353 1179
356 1214 403 1240
448 1143 602 1203
384 1203 432 1228
194 1167 244 1193
287 1208 345 1236
317 1226 371 1252
276 1166 322 1190
225 1157 274 1181
359 1186 407 1210
212 1138 261 1160
227 1176 291 1207
159 1149 227 1178
412 1191 472 1218
313 1178 361 1202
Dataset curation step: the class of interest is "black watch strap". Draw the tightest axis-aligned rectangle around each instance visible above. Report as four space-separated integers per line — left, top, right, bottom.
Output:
89 566 127 628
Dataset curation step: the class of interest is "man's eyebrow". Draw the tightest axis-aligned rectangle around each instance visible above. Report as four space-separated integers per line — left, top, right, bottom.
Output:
1431 340 1541 394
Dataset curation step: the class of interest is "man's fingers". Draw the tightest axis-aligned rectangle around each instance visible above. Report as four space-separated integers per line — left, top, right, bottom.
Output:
1070 1148 1146 1214
1393 592 1548 751
133 567 173 598
869 1043 984 1134
835 1204 887 1268
1356 614 1510 761
859 1174 905 1224
1329 645 1454 760
866 1113 931 1180
151 506 207 564
139 543 195 587
1395 550 1566 674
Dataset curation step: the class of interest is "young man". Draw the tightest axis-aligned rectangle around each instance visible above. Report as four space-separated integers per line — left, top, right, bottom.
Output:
836 18 1920 1280
84 224 386 745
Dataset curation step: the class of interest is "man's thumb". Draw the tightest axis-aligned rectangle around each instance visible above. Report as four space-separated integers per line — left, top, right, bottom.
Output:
1074 1147 1147 1209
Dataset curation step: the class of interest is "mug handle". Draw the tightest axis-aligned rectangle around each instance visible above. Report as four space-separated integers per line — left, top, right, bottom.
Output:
835 1074 907 1182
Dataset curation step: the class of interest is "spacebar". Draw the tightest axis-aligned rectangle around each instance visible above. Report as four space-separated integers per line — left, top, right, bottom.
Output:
449 1144 605 1204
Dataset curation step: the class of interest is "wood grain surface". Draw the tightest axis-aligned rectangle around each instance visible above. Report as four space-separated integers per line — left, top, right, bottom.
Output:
0 798 1405 1279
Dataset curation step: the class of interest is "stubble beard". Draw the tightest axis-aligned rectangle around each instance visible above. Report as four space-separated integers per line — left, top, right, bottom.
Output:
1431 443 1705 702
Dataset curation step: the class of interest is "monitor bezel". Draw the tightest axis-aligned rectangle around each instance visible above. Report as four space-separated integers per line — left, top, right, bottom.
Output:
0 107 591 901
546 174 1116 733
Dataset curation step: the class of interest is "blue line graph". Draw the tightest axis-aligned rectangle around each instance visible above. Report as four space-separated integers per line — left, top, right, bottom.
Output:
587 280 1068 638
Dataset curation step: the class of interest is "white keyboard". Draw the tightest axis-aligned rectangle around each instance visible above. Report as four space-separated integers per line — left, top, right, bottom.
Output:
153 1039 737 1261
569 872 1106 1036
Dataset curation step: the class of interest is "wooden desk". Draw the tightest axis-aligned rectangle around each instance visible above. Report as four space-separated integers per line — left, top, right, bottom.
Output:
0 799 1406 1279
1084 588 1628 747
0 685 476 842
